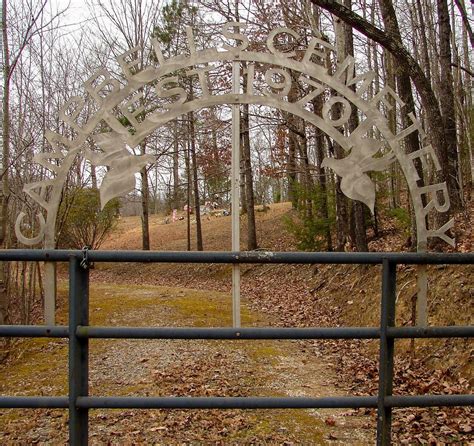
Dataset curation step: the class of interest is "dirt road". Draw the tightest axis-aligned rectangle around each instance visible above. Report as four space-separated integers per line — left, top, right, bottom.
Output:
0 282 374 444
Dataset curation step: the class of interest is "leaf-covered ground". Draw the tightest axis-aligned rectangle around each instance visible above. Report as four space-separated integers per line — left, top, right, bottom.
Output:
1 201 472 444
96 202 473 443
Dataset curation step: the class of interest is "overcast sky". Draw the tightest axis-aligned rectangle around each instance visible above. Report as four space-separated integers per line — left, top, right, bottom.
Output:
51 0 93 34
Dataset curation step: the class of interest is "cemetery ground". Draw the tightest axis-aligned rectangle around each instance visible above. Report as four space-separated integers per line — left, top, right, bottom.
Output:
1 202 473 444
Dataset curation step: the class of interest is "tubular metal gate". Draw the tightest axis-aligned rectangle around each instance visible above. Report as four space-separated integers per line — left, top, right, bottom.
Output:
0 250 473 445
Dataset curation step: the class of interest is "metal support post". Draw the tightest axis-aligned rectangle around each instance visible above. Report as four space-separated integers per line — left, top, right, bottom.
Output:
44 262 56 325
69 255 89 445
377 259 397 445
416 241 428 326
231 59 241 328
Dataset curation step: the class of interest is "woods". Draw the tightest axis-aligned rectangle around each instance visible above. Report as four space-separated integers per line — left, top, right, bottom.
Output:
0 1 473 443
0 0 472 323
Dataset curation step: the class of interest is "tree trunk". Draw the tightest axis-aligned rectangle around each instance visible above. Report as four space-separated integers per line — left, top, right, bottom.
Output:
309 2 328 242
313 101 333 251
90 163 98 190
450 1 465 205
240 147 247 214
460 6 473 186
436 0 462 210
0 0 10 325
242 102 257 250
385 49 399 209
298 121 313 218
378 0 426 248
327 135 349 251
185 136 191 251
453 0 474 49
140 167 151 250
344 0 368 252
286 120 298 209
423 0 441 89
173 119 180 210
331 16 350 250
415 0 432 82
189 110 203 251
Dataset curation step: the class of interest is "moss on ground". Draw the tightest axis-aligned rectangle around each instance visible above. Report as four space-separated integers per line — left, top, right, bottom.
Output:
161 290 255 327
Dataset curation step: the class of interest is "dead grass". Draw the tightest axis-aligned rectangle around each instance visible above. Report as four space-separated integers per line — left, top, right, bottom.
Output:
102 202 294 251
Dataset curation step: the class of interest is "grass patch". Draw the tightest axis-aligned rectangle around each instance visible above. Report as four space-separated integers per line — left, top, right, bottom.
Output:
162 290 256 327
228 409 327 443
246 342 281 366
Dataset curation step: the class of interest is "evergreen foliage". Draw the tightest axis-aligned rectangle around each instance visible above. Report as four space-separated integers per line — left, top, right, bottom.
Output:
57 188 120 249
283 183 335 251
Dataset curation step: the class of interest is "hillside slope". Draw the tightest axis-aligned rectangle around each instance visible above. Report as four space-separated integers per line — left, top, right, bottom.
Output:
102 202 294 252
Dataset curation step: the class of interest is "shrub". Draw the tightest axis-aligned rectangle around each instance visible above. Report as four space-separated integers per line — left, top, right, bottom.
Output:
283 184 334 251
388 207 411 235
57 188 120 249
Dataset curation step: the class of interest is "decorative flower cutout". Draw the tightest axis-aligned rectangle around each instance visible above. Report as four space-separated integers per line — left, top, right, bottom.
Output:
322 137 395 214
86 131 155 208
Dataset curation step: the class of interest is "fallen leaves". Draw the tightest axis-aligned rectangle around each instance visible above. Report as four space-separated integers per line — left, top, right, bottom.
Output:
324 416 336 426
6 200 472 443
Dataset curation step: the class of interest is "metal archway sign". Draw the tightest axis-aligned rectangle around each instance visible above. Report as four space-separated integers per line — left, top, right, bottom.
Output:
15 23 454 325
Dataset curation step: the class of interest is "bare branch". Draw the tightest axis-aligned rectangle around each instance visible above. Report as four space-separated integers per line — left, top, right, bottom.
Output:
451 62 474 78
454 0 474 49
8 0 69 81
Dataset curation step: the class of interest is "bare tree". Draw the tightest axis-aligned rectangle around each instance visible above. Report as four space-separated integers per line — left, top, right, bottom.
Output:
310 0 462 216
436 0 461 210
86 0 162 250
378 0 426 247
1 0 65 324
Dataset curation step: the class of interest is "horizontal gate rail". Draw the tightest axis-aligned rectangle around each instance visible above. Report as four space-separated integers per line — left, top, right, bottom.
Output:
386 326 474 338
385 395 474 407
79 326 380 339
0 326 69 337
77 394 474 409
2 325 473 339
0 397 69 408
75 325 474 339
0 249 472 446
0 395 474 409
79 396 379 409
1 394 473 410
0 249 472 264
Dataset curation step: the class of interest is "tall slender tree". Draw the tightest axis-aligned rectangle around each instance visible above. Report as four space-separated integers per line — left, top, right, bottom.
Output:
310 0 462 217
0 0 64 324
378 0 426 247
436 0 461 210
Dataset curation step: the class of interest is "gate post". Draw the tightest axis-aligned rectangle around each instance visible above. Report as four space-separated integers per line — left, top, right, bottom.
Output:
377 259 396 445
69 255 89 445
